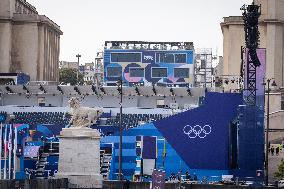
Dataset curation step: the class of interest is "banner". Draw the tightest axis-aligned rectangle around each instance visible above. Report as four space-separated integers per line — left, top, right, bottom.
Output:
142 136 157 159
152 169 166 189
154 92 242 170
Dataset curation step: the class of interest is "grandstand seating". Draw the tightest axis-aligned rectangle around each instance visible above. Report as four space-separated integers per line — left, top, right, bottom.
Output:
41 85 62 95
6 85 27 94
172 87 190 97
58 86 78 95
13 112 69 125
25 85 44 94
154 86 173 96
75 85 96 95
102 86 119 96
122 87 138 96
137 86 154 96
0 85 210 98
190 88 205 97
0 85 9 94
105 113 163 128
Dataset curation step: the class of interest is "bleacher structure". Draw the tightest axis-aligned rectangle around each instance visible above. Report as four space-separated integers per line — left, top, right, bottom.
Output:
122 87 137 96
6 85 27 94
105 113 163 129
154 86 173 96
0 84 219 98
41 85 62 95
172 87 190 97
102 86 120 96
137 86 155 96
75 85 97 95
11 110 163 130
58 85 78 95
24 85 44 94
13 112 69 125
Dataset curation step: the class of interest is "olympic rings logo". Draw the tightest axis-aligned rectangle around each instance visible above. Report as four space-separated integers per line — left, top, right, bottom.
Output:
183 125 212 139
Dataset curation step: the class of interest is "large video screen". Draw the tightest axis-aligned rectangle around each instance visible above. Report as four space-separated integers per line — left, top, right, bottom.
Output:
111 53 141 62
174 68 189 78
175 54 187 63
130 68 144 77
152 68 167 78
106 67 122 77
156 53 186 63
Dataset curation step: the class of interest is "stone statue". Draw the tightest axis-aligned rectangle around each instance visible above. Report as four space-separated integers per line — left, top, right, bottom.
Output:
67 97 103 128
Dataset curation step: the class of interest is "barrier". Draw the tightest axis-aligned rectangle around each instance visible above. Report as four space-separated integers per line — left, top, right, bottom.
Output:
0 178 68 189
103 181 278 189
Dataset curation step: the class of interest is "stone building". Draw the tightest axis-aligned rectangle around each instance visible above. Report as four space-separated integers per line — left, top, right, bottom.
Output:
0 0 63 82
220 0 284 89
221 0 284 181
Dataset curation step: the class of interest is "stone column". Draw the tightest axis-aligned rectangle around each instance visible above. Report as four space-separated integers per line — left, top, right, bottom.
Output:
56 128 103 189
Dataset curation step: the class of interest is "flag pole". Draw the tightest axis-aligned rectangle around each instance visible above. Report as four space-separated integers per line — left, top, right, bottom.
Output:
0 123 3 179
13 127 17 179
4 124 7 179
8 124 12 179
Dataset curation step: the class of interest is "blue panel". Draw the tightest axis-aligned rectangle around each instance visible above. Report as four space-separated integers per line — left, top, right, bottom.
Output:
154 92 242 170
114 142 136 149
115 149 136 156
142 136 157 159
237 105 264 170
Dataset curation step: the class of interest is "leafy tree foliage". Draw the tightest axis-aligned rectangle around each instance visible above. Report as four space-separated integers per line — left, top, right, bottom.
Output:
275 158 284 179
59 68 84 85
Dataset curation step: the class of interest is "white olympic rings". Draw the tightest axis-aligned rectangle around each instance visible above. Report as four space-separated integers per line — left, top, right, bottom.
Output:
183 125 212 139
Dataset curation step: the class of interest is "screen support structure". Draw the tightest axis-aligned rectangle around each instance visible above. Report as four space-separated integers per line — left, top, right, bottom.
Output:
241 3 261 106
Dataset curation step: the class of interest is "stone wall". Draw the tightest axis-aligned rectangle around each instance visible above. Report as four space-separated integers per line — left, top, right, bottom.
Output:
0 0 62 82
221 0 284 88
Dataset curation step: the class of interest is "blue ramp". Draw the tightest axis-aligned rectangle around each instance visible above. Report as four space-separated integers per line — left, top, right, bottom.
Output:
154 92 243 170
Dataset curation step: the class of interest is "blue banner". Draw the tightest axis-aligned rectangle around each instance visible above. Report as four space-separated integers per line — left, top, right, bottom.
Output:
142 136 157 159
154 92 242 170
152 169 166 189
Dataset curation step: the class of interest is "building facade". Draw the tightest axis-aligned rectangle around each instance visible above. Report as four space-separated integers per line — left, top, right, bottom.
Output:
0 0 63 82
220 0 284 89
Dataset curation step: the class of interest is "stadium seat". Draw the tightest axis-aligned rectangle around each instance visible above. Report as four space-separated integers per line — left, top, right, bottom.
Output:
104 113 163 128
58 86 78 95
13 112 70 126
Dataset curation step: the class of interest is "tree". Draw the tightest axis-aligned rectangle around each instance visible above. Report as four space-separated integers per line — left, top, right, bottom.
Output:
275 158 284 179
59 68 84 85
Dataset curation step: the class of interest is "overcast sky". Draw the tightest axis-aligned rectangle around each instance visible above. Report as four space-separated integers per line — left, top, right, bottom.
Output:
27 0 251 64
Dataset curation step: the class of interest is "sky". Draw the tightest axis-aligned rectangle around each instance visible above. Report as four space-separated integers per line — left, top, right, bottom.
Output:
27 0 252 64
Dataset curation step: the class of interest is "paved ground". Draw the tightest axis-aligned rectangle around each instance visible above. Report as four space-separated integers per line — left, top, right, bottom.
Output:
269 151 283 182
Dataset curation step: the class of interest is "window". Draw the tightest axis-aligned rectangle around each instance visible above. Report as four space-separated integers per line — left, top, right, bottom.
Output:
156 53 186 63
111 53 141 62
174 68 189 78
281 94 284 110
130 68 144 77
106 67 122 77
152 68 167 78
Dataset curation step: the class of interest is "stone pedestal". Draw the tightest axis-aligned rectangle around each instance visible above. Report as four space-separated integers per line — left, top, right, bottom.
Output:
56 128 103 188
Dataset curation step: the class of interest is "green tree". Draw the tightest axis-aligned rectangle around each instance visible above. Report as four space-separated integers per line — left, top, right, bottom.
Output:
59 68 84 85
275 158 284 179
